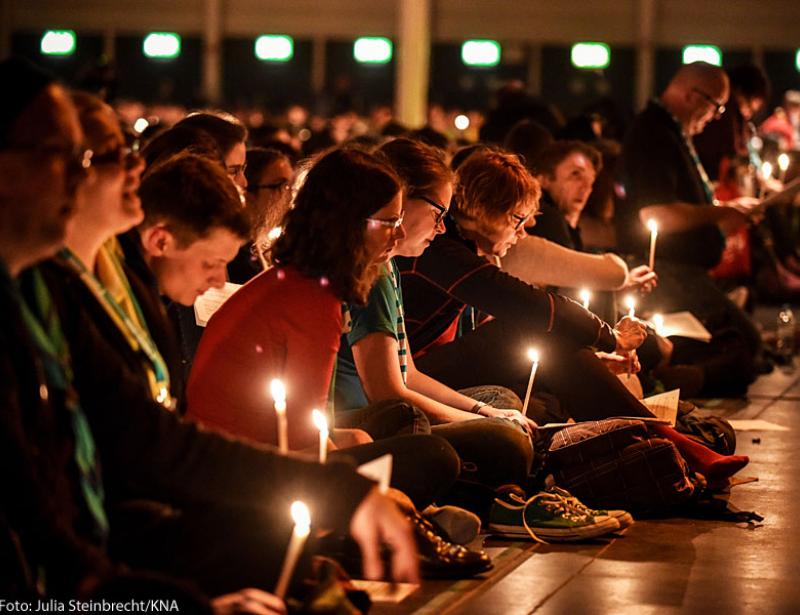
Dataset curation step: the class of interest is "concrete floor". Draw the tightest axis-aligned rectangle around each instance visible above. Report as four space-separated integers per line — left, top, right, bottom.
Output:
375 362 800 614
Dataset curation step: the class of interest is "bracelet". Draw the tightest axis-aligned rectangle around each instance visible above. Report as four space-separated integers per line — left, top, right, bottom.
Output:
470 401 488 415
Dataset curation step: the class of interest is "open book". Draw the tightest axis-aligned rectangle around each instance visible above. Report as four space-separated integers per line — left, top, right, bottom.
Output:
651 311 711 342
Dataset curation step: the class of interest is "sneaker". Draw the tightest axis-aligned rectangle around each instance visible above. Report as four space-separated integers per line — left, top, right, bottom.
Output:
544 486 634 530
488 490 620 542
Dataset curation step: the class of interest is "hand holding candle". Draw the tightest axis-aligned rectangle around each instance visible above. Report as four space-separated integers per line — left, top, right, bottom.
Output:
270 378 289 454
311 409 329 464
579 288 591 310
646 219 658 270
275 501 311 599
522 348 540 414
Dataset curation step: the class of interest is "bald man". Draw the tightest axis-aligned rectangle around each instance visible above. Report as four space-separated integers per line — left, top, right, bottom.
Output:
617 62 763 395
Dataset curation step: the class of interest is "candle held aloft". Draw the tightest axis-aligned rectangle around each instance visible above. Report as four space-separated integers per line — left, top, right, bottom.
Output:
274 501 311 599
270 378 289 454
311 409 328 464
579 289 591 310
522 348 540 414
778 153 790 182
646 219 658 270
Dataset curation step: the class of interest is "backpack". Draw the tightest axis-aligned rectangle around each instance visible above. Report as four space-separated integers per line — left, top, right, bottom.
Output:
542 419 700 515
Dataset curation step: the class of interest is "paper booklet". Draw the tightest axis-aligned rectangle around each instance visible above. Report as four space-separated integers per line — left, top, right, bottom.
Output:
642 388 681 426
356 454 392 495
759 176 800 210
350 580 418 603
651 311 712 342
193 282 242 327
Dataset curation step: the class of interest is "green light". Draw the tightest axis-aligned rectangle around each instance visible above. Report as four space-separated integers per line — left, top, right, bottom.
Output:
461 40 501 67
796 49 800 73
255 35 294 62
143 32 181 59
41 30 76 56
571 42 610 69
353 37 392 64
682 45 722 66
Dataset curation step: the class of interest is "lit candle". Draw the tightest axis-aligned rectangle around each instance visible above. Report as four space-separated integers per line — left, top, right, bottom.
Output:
762 161 773 182
311 409 328 464
274 501 311 599
270 378 289 454
579 288 591 310
624 295 636 318
653 313 665 336
522 348 540 413
778 153 790 182
646 219 658 271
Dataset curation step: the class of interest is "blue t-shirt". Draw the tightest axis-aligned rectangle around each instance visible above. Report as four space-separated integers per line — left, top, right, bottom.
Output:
335 259 406 410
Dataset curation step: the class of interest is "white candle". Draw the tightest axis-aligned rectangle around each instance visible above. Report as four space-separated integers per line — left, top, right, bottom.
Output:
624 295 636 318
646 219 658 270
778 153 790 182
270 378 289 454
579 289 591 310
653 313 665 336
274 501 311 599
522 348 539 413
311 409 328 464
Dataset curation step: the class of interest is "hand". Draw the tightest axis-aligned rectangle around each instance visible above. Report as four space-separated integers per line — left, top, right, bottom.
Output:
613 316 647 353
349 488 420 584
623 265 658 294
596 351 641 375
332 428 373 449
212 589 286 614
478 406 538 433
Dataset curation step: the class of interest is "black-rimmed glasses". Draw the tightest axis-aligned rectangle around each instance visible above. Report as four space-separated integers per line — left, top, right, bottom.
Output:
692 88 726 119
91 145 139 168
7 143 93 170
512 213 528 229
411 194 448 225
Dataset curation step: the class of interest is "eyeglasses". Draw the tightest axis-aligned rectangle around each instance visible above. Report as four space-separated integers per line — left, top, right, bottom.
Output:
511 212 528 229
7 142 93 170
246 179 290 193
411 194 448 225
366 212 405 230
91 145 139 168
227 162 247 178
692 88 726 119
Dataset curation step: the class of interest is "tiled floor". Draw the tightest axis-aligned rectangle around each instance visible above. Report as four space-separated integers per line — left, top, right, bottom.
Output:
375 363 799 614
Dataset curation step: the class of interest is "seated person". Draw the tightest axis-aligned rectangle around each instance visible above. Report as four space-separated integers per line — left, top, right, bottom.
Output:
0 57 417 606
336 138 534 501
396 147 749 486
185 147 460 512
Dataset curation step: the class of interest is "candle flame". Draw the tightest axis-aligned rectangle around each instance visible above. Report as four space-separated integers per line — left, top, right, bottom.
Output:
762 161 773 180
579 289 591 306
527 348 539 363
290 500 311 533
267 226 283 241
778 153 790 172
647 219 658 233
270 379 286 404
311 409 328 433
624 295 636 311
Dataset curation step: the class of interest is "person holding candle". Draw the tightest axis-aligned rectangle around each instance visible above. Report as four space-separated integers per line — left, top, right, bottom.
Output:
394 145 749 486
0 60 419 609
186 147 461 513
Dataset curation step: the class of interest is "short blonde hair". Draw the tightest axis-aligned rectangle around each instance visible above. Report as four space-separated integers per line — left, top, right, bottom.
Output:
453 149 540 232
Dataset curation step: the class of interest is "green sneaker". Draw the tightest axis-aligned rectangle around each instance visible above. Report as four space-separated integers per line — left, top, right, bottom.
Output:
545 486 634 530
488 491 620 542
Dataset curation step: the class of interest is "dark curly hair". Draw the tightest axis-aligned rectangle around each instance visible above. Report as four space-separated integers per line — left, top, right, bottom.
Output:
271 147 401 305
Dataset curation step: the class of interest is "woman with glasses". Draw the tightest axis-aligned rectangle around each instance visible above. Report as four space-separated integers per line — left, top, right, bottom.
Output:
396 147 750 486
185 147 461 512
227 147 295 282
336 138 535 506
